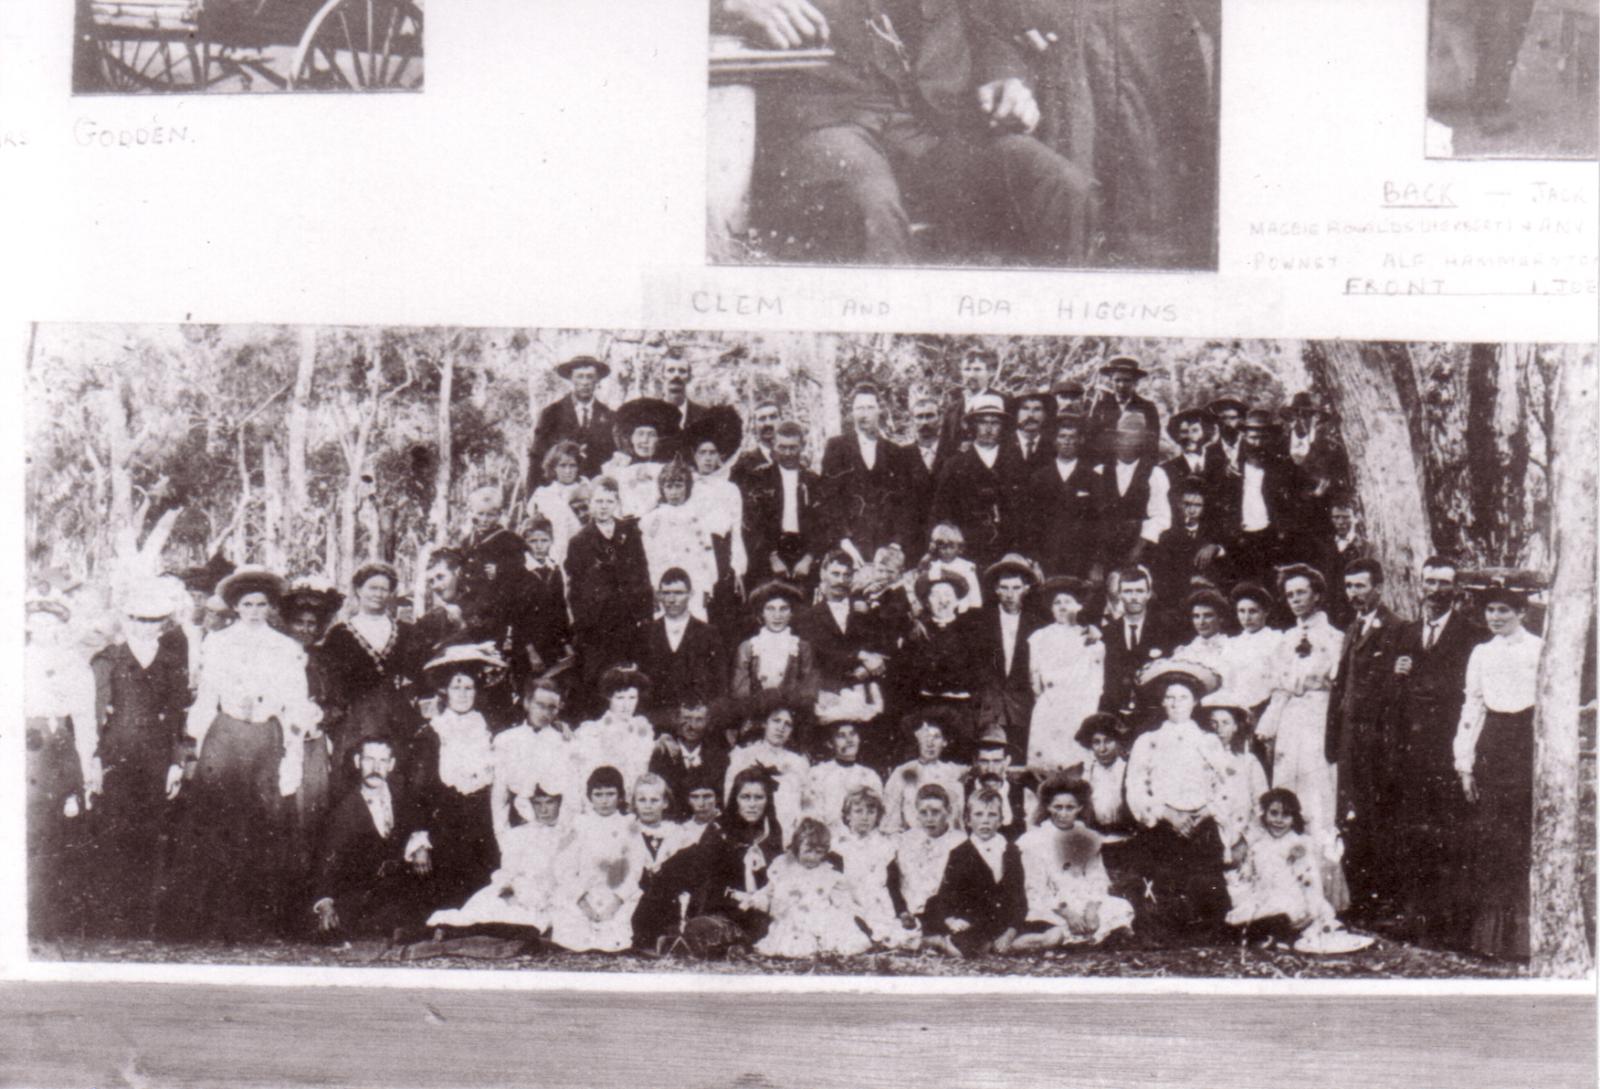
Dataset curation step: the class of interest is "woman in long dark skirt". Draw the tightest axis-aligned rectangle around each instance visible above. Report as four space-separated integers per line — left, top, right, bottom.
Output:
1453 585 1542 961
406 646 504 915
1121 659 1242 942
177 568 318 942
897 570 985 761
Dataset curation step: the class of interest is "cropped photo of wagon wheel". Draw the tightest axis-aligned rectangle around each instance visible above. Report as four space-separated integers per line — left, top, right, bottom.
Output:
289 0 424 91
82 2 240 92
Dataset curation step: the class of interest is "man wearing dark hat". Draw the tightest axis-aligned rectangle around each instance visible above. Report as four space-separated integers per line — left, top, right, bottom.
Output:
974 554 1042 752
931 392 1029 568
1010 389 1055 472
721 0 1094 268
1087 357 1161 459
1090 412 1171 567
961 721 1039 842
530 355 617 481
1025 413 1103 580
820 383 914 565
1389 556 1486 945
1326 557 1406 924
1218 408 1302 588
743 421 825 587
1052 378 1087 420
1160 407 1225 535
88 582 191 938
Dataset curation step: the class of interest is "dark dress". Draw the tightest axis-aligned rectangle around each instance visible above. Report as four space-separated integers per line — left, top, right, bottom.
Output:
406 719 498 914
318 618 420 775
25 716 87 940
899 611 986 758
1466 708 1535 960
564 519 654 715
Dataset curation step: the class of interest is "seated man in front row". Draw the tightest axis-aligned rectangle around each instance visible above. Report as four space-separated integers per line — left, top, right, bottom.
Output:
716 0 1094 265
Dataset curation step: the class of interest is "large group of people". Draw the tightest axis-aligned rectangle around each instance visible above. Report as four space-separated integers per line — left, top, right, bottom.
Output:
25 349 1546 967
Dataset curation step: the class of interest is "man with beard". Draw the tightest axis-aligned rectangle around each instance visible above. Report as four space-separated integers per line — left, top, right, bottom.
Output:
1052 378 1087 421
312 737 435 940
905 394 957 548
1326 557 1406 925
729 400 784 489
931 392 1029 568
1025 413 1102 580
530 355 617 480
1389 556 1485 946
88 582 190 938
821 383 913 565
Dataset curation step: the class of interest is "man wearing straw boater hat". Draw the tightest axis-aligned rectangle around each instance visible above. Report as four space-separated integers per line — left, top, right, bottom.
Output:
531 354 617 480
930 391 1028 568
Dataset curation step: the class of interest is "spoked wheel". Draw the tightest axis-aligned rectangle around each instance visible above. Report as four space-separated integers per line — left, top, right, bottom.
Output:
88 30 237 92
289 0 423 91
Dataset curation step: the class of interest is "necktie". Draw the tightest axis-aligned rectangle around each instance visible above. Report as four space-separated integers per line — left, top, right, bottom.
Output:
1024 438 1034 460
1425 619 1439 650
1128 624 1140 651
577 404 588 430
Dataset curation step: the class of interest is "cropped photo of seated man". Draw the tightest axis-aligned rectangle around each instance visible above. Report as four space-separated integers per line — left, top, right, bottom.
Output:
714 0 1095 266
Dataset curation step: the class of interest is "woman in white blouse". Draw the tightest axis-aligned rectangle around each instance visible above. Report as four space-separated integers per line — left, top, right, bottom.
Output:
1123 659 1238 940
1452 584 1542 960
408 645 504 913
180 567 319 940
685 407 750 643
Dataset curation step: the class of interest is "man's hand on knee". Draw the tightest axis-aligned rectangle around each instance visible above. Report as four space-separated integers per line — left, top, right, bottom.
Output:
721 0 830 50
977 77 1041 135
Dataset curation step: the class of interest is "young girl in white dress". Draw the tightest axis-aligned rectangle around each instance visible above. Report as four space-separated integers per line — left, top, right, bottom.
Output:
548 766 646 953
640 461 718 621
831 786 916 949
738 817 871 958
427 781 572 934
528 440 589 566
1225 788 1373 954
1013 778 1135 949
1025 577 1105 772
1202 696 1270 851
724 693 813 839
573 665 657 810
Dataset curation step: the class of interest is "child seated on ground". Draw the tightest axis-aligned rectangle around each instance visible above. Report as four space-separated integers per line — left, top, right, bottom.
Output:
724 691 813 836
804 721 884 834
548 766 645 953
1014 777 1135 949
883 709 968 833
832 786 915 949
887 784 962 941
1225 788 1373 954
922 790 1027 958
574 666 657 809
737 817 872 959
426 779 571 935
1076 713 1133 834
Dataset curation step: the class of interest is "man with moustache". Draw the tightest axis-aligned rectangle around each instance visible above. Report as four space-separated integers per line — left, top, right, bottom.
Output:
1009 389 1054 472
1218 409 1301 589
661 354 712 440
1389 556 1486 945
530 355 617 479
1159 407 1224 536
729 400 784 489
905 393 957 548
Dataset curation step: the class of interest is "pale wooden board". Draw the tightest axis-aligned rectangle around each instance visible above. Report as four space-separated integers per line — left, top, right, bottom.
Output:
0 985 1593 1089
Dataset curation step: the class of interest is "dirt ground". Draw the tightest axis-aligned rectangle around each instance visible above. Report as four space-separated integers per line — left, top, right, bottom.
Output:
38 928 1525 980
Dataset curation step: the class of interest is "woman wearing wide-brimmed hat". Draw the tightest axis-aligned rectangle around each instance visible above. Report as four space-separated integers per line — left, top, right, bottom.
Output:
177 565 320 940
897 569 984 758
603 397 682 520
316 561 423 778
683 405 750 643
1024 575 1105 773
1121 658 1237 941
408 642 507 913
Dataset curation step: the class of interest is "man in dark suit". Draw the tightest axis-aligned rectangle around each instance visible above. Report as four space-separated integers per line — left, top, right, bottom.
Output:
796 549 886 694
661 355 712 453
648 700 729 823
1389 556 1486 945
930 392 1028 568
1009 389 1055 473
1150 483 1224 613
974 555 1040 751
1086 357 1161 460
1092 413 1172 568
460 486 532 649
1026 413 1101 579
729 400 783 490
1325 558 1407 923
636 569 727 726
1218 409 1303 590
312 738 434 940
820 383 913 564
742 421 825 585
905 393 957 552
530 355 616 480
1160 407 1225 535
722 0 1094 266
940 345 1003 451
1099 565 1179 729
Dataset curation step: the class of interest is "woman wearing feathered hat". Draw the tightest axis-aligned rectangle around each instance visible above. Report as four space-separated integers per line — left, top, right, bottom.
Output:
602 397 682 519
176 565 320 940
1121 657 1237 939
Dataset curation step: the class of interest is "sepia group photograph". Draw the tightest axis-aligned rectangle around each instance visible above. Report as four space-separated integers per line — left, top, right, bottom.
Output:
21 323 1596 983
706 0 1220 272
